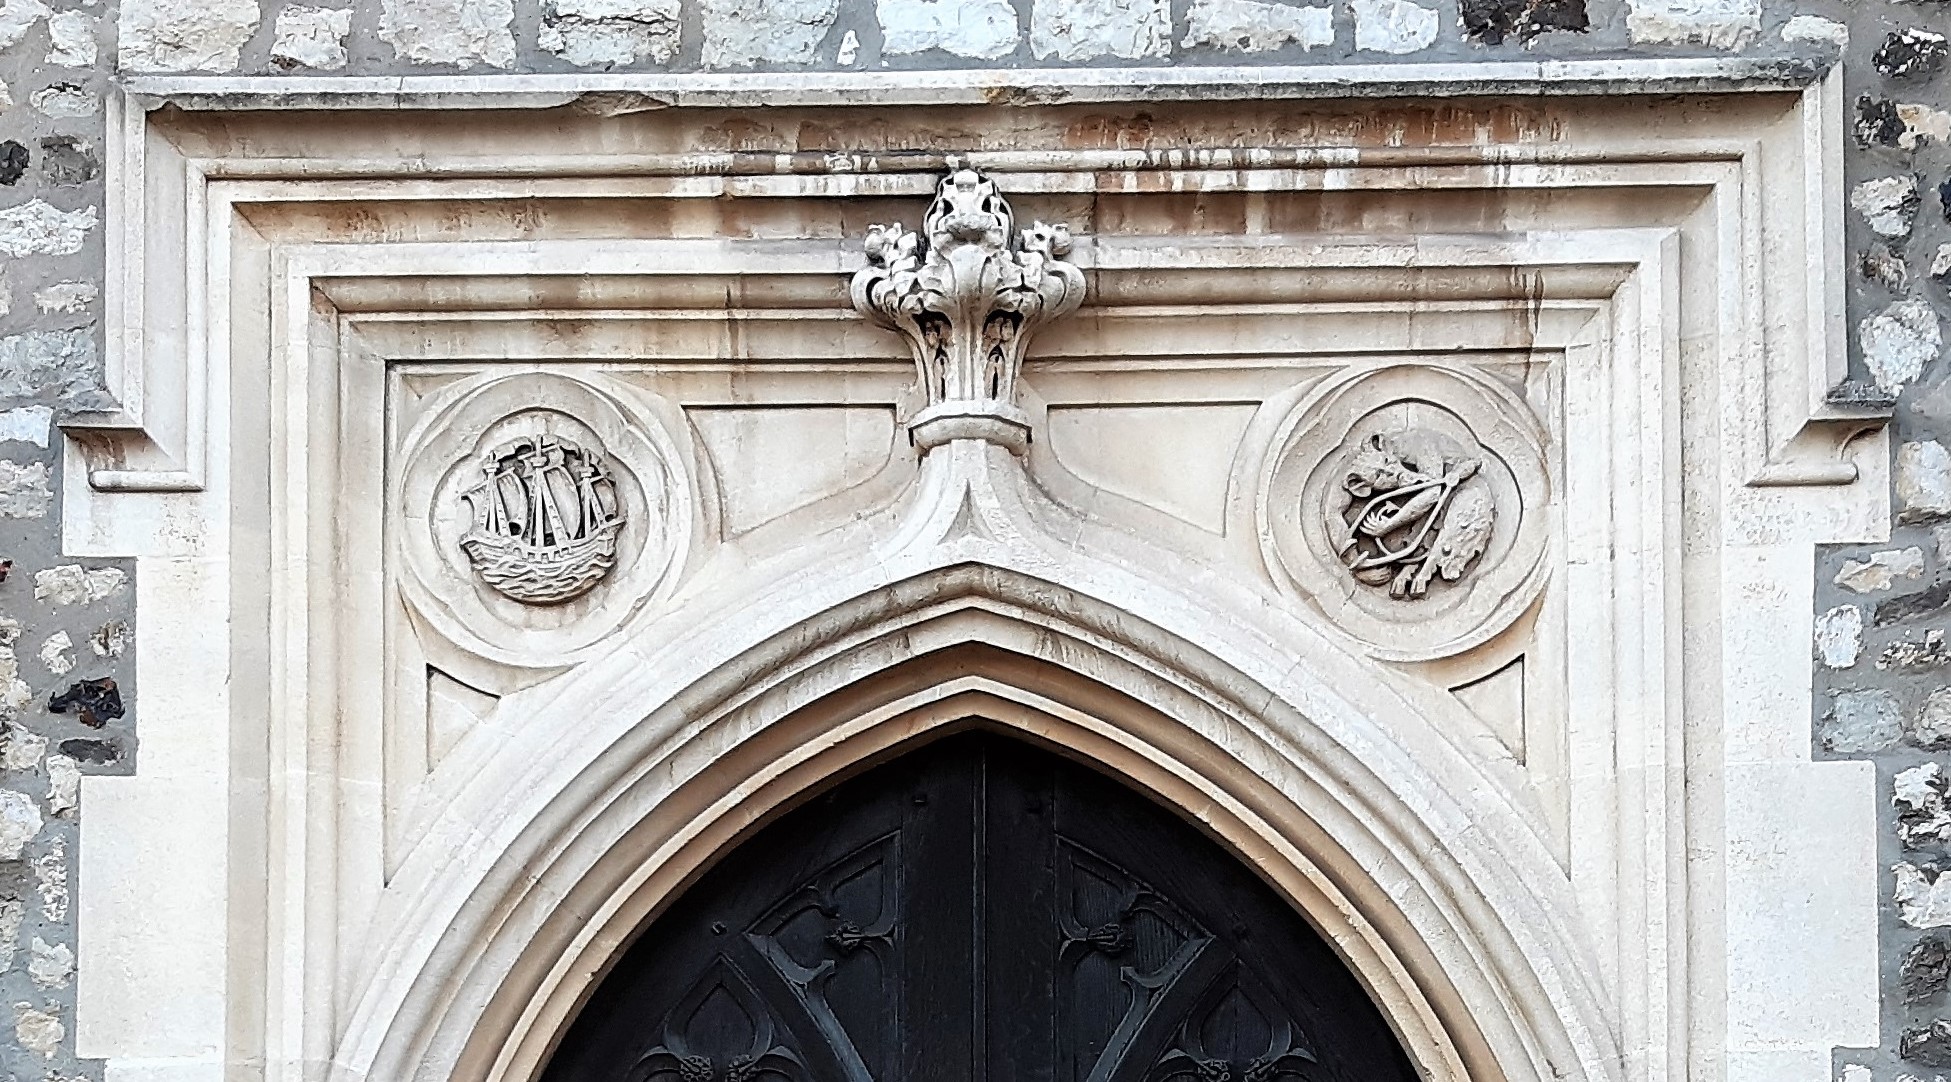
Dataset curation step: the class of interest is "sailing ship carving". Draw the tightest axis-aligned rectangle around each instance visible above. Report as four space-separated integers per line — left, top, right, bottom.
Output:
460 432 625 605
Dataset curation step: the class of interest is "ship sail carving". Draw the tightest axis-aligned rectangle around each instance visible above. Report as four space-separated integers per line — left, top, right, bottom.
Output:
460 433 624 605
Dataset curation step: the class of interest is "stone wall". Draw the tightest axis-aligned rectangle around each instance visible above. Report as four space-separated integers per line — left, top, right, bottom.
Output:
0 0 1942 1074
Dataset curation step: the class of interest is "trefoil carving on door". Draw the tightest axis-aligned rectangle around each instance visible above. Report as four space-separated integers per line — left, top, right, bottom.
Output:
850 167 1086 453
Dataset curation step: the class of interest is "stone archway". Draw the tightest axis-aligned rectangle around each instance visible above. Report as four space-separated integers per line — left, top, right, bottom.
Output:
69 80 1881 1082
333 555 1612 1082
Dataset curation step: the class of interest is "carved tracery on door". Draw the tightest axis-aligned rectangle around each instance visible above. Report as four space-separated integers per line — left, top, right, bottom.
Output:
540 732 1420 1082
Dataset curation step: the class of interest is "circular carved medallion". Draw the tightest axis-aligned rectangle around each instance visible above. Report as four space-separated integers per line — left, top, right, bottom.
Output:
397 372 693 663
1260 365 1549 661
459 433 624 605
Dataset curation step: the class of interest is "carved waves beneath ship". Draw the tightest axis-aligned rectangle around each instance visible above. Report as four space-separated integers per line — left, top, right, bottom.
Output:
460 434 625 605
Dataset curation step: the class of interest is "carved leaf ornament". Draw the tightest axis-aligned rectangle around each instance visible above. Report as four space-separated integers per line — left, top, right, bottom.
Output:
850 168 1086 451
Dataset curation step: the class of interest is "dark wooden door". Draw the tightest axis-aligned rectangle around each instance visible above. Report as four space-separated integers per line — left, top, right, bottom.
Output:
541 733 1419 1082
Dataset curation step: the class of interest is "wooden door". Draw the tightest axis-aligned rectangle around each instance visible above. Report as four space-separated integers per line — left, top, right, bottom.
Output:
541 732 1419 1082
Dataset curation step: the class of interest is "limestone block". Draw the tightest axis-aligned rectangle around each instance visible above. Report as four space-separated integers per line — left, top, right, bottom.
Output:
272 6 352 69
1625 0 1758 48
700 0 839 66
0 202 95 259
379 0 516 67
877 0 1020 59
1030 0 1169 60
1858 297 1940 395
1899 441 1951 522
116 0 258 71
1350 0 1436 53
1834 547 1926 593
45 11 95 67
1182 0 1332 51
541 0 681 66
1780 14 1844 47
1815 604 1864 668
1820 688 1901 752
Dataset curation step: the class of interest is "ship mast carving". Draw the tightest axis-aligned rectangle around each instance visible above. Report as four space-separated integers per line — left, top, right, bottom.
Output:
460 433 624 605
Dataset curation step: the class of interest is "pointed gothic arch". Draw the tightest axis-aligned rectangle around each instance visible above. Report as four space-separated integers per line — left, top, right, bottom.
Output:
332 561 1617 1082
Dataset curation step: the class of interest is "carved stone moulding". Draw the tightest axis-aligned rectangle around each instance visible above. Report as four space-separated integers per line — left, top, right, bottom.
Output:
1261 365 1550 662
851 168 1086 454
396 371 694 663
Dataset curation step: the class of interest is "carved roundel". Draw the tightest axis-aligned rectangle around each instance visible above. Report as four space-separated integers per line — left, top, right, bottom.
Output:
1260 365 1550 661
397 372 692 662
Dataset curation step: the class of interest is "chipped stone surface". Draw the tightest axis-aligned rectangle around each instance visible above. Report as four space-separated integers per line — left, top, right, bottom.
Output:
31 282 92 314
117 0 259 71
12 1003 60 1058
1900 863 1951 928
1906 937 1951 1001
1918 689 1951 751
1350 0 1436 52
1898 104 1951 150
38 137 97 188
835 28 860 61
1876 27 1950 80
1624 0 1757 48
0 792 42 863
0 461 49 520
272 6 351 69
1030 0 1168 58
26 940 69 991
1879 580 1951 627
44 759 76 820
0 726 46 774
1906 1021 1951 1067
1817 604 1865 668
1460 0 1585 43
32 566 126 607
1863 298 1945 395
1182 0 1332 51
540 0 680 65
0 0 48 48
0 899 20 975
0 408 50 450
45 11 95 67
1821 687 1902 751
1883 630 1951 671
0 658 26 728
877 0 1019 58
1901 441 1951 523
700 0 840 65
1837 548 1928 594
88 621 127 659
0 331 104 413
379 0 516 67
1897 764 1951 844
1853 176 1923 239
0 202 95 260
35 635 70 679
1780 13 1844 47
28 86 94 119
33 840 65 922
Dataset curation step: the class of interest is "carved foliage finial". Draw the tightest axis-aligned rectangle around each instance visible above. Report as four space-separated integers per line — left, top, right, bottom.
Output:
850 168 1086 452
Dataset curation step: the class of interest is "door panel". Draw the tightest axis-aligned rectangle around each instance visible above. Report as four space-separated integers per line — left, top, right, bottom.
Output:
540 733 1418 1082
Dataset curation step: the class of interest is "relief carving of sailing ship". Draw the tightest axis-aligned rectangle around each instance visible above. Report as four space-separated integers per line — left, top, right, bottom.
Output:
460 433 624 604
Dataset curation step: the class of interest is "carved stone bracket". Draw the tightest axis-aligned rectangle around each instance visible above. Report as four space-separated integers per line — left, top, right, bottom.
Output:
850 168 1087 454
